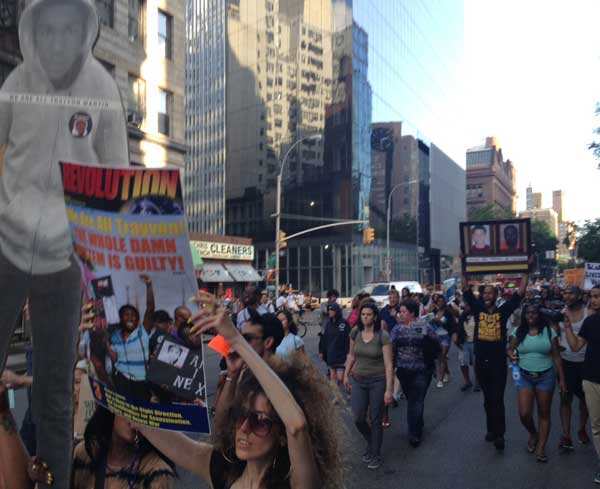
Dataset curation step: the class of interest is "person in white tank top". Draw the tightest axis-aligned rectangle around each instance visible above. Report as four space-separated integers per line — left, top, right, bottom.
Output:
558 286 591 450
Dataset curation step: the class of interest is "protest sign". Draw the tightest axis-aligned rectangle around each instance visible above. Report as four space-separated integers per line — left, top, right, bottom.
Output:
74 374 97 439
60 162 209 433
564 268 585 288
460 219 531 275
584 262 600 289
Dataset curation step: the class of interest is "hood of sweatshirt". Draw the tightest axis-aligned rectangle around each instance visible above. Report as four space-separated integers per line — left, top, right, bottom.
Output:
18 0 99 92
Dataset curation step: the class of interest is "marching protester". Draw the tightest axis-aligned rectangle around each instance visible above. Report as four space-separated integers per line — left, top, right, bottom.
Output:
258 290 277 315
276 309 306 358
563 285 600 485
236 285 262 329
343 303 394 469
462 269 528 451
455 301 480 391
558 285 591 450
139 292 344 489
321 302 351 389
508 303 566 462
391 300 441 447
320 289 340 331
431 294 457 388
380 288 404 422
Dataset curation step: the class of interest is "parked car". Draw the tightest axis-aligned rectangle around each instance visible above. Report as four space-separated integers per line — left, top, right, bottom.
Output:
370 281 423 307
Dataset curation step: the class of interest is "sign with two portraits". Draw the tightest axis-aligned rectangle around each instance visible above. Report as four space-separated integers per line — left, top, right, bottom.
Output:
460 218 531 275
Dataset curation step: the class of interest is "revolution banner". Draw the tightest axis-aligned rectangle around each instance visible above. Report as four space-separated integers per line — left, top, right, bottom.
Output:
460 218 532 275
60 162 209 433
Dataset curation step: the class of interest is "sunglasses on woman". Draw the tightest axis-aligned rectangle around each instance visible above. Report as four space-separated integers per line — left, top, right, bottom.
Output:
230 406 275 437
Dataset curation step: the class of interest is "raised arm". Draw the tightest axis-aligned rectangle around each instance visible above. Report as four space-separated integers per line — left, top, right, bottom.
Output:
191 293 320 489
140 275 155 333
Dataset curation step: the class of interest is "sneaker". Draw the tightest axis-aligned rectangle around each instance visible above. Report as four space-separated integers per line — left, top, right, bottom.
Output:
361 451 373 464
399 392 406 399
367 456 382 470
473 385 481 392
559 436 574 452
436 380 444 388
494 436 505 452
461 383 473 392
485 432 495 442
593 467 600 484
578 429 590 445
443 373 450 383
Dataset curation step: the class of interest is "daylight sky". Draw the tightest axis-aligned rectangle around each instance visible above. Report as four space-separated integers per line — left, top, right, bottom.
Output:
463 0 600 223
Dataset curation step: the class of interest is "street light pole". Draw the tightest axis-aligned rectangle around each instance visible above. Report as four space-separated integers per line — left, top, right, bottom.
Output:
386 179 419 281
275 134 322 296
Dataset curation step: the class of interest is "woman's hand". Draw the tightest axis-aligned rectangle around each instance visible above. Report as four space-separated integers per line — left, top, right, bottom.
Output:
507 349 518 362
190 292 238 343
78 303 95 332
343 375 351 393
384 390 393 406
28 457 53 486
559 379 568 394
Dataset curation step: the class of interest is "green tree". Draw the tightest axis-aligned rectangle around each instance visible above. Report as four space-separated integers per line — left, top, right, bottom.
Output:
468 204 514 221
531 220 559 253
589 103 600 169
577 218 600 262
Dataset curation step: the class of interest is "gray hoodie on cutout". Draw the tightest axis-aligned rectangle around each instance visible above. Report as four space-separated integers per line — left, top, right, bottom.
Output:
0 0 129 274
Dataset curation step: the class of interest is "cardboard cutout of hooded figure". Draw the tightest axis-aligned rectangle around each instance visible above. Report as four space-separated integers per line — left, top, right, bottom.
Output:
0 0 128 487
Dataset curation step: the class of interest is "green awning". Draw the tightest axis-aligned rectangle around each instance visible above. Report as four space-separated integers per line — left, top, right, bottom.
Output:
190 242 204 269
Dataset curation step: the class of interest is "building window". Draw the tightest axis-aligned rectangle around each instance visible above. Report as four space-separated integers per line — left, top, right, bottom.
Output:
96 0 114 27
157 10 172 59
158 89 171 135
128 0 145 43
127 75 146 117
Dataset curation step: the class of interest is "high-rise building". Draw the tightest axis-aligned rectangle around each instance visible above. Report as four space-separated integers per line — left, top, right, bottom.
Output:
526 184 533 210
187 0 464 294
466 136 517 216
553 190 564 222
519 208 559 238
531 192 543 209
1 1 186 168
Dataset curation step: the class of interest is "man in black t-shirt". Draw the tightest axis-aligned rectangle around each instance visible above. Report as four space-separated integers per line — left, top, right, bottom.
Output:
462 272 528 451
564 285 600 485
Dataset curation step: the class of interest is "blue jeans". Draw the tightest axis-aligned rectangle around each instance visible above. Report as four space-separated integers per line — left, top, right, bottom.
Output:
0 253 81 489
351 375 386 457
396 368 433 439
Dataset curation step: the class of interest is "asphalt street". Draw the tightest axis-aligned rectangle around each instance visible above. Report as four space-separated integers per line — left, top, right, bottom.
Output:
8 313 598 489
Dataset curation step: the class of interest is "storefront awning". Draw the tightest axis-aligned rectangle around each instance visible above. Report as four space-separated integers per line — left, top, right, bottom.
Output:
199 263 234 283
224 263 262 282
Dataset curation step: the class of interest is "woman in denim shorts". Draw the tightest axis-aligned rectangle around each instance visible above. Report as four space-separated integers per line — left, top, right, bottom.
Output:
508 303 567 463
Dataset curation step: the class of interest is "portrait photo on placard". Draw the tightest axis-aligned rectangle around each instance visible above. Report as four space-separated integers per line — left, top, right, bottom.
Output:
157 341 189 369
498 222 523 253
469 224 492 254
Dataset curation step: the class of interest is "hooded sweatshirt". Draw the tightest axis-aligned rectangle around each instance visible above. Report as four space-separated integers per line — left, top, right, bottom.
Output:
0 0 129 274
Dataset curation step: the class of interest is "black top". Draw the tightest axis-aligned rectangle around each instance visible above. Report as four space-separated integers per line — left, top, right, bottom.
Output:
579 313 600 384
322 318 351 367
463 289 521 362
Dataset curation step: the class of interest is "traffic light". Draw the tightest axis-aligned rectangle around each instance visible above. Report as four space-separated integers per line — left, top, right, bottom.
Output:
363 226 375 244
279 230 287 249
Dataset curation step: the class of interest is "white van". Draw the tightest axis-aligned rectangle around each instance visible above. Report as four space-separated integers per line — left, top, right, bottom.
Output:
370 281 423 307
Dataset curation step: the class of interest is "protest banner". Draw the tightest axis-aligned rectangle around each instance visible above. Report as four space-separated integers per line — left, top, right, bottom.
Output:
460 218 531 275
564 268 585 288
584 262 600 289
74 373 97 439
60 162 209 433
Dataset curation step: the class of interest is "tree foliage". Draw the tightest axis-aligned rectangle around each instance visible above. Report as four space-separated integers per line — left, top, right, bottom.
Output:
468 204 514 221
531 219 558 253
577 218 600 262
589 103 600 170
376 213 417 244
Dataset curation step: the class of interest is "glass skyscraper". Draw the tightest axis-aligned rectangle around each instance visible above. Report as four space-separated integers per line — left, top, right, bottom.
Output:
186 0 464 294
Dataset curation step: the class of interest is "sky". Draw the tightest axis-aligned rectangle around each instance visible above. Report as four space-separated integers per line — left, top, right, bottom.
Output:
463 0 600 224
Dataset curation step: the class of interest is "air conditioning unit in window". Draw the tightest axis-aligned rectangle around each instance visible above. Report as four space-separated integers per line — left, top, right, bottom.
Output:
127 109 143 128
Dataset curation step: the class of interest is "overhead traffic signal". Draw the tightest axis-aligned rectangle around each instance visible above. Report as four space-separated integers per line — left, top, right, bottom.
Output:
363 226 375 244
279 230 287 249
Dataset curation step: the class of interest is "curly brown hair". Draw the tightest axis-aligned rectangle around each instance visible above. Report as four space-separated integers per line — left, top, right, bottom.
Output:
212 354 344 488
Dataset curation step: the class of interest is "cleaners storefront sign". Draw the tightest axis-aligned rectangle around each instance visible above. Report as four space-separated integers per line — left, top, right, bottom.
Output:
192 240 254 261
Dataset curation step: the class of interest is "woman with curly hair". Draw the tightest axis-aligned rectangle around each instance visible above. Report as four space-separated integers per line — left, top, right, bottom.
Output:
138 292 344 489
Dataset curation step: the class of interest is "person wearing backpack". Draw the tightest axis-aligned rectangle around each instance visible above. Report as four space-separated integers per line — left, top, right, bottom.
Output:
508 303 566 463
390 299 441 448
343 303 394 470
